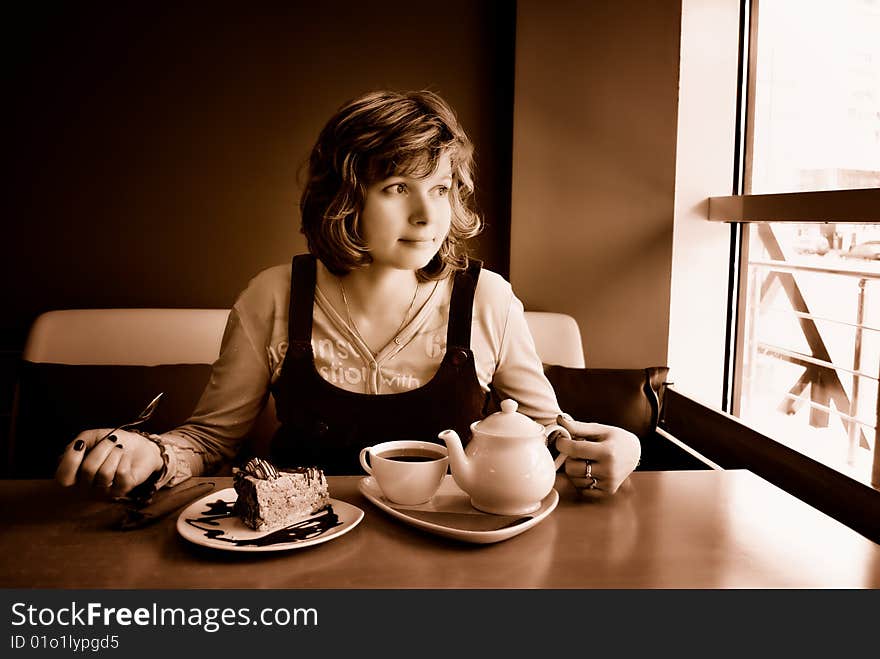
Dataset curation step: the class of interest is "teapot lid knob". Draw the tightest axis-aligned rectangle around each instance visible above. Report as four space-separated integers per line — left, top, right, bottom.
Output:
476 398 541 436
500 399 518 414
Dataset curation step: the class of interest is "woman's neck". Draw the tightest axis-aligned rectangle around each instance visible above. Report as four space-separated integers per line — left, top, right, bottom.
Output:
315 260 422 325
341 265 418 306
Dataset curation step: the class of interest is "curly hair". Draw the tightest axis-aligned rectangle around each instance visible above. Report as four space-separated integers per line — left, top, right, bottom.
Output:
300 90 483 281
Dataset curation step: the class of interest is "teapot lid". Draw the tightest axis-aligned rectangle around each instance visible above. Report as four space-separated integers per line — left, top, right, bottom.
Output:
474 399 542 436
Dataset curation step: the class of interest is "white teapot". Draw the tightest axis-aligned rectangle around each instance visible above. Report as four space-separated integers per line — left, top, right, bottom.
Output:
438 399 571 515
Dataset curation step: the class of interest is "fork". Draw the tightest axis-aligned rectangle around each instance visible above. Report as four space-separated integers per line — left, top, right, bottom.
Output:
98 392 165 443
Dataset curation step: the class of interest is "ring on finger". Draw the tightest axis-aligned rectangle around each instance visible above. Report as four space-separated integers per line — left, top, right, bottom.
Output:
588 476 599 490
584 460 592 479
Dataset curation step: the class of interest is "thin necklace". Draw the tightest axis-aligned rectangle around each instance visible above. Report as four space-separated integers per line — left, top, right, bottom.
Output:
339 277 419 354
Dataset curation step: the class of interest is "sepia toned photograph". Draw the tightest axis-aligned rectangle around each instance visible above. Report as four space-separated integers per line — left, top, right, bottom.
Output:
2 0 878 618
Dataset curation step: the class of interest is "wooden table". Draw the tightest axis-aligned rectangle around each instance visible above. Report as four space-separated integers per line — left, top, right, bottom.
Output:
1 470 878 588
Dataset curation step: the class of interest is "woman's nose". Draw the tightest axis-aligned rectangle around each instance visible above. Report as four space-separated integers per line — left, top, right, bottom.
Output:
408 193 432 224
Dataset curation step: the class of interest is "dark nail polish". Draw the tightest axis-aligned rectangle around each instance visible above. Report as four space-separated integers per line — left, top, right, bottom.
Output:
108 434 117 443
74 440 84 451
116 444 123 449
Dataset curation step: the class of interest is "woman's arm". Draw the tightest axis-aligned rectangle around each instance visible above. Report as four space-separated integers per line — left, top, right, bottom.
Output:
485 285 563 426
155 306 272 487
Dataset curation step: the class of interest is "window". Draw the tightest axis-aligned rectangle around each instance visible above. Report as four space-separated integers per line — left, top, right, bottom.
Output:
720 0 880 486
745 0 880 195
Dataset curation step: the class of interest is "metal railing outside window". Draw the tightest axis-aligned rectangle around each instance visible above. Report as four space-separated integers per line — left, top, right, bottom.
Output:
738 222 879 482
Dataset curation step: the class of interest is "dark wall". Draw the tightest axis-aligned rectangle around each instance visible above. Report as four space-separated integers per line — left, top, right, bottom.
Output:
2 1 516 441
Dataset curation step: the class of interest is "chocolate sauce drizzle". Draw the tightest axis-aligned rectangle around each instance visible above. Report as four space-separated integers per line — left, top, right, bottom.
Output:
186 499 342 547
241 457 279 480
282 465 324 486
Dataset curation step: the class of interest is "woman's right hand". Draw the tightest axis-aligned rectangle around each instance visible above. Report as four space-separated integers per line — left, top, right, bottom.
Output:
55 429 164 497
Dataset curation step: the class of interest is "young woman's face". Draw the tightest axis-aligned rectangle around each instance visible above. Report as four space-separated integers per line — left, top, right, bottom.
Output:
358 152 453 272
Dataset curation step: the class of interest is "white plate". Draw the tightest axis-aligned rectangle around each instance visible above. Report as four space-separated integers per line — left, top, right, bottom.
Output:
176 487 364 552
358 475 558 544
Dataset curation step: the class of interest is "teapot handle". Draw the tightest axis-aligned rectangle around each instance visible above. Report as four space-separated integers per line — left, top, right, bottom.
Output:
544 424 572 470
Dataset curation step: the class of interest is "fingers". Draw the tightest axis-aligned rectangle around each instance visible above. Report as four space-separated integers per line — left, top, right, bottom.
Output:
554 415 639 462
564 458 607 497
555 438 607 461
55 428 113 486
110 450 137 497
94 444 125 489
78 436 121 487
557 415 621 440
56 429 163 496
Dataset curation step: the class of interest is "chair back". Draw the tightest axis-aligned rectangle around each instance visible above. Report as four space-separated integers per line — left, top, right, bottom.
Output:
523 311 585 368
24 308 586 368
23 308 230 365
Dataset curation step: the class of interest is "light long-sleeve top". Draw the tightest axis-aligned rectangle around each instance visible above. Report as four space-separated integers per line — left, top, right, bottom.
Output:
155 262 562 487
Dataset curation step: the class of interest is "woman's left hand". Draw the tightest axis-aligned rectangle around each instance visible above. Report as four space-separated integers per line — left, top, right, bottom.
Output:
552 414 641 497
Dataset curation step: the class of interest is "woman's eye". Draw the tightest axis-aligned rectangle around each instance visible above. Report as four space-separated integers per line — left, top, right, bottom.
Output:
436 186 449 197
385 183 407 194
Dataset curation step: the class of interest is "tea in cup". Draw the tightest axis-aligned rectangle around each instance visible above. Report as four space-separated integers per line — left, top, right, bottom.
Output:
359 440 448 505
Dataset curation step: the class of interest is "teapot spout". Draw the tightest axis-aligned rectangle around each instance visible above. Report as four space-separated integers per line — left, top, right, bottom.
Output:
438 429 474 493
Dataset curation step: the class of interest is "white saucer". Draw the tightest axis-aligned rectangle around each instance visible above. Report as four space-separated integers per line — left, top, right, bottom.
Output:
176 487 364 552
358 475 558 544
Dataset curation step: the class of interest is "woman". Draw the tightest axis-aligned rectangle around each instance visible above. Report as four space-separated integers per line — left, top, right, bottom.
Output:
56 90 640 498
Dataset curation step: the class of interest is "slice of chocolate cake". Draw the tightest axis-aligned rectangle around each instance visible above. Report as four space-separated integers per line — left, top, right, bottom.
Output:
233 458 330 531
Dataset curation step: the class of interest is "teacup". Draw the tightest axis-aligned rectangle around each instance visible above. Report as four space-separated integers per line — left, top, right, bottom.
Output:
358 440 449 505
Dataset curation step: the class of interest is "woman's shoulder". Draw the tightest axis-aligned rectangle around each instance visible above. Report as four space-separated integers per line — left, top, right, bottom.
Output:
473 265 514 303
233 262 292 317
246 262 292 289
467 266 516 326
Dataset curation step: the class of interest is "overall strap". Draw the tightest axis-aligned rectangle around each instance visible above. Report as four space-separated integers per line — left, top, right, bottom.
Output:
446 259 483 348
288 254 317 346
